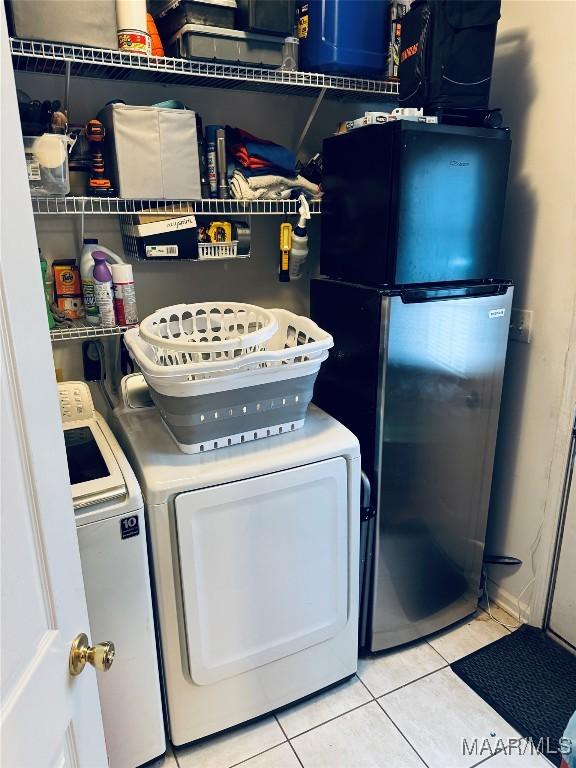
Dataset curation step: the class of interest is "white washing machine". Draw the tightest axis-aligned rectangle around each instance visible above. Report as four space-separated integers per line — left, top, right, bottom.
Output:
113 374 360 746
59 382 165 767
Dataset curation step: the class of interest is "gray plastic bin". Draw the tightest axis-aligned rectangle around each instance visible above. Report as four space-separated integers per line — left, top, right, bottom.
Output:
169 24 284 67
153 0 237 39
149 372 318 453
7 0 118 48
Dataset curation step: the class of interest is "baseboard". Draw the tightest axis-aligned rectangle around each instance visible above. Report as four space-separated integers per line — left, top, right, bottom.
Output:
486 578 533 625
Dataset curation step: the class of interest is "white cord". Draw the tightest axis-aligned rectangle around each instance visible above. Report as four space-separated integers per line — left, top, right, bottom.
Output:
483 520 544 630
483 571 523 630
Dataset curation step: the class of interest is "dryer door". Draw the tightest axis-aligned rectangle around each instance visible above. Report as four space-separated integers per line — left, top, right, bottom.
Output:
175 457 349 685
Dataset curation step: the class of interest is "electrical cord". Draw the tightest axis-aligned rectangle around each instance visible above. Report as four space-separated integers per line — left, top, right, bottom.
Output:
482 520 543 630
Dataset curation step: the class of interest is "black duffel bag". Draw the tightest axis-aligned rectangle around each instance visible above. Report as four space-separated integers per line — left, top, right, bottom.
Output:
399 0 501 110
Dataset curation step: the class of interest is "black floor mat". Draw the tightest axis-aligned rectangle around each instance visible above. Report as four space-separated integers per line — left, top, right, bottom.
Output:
452 625 576 766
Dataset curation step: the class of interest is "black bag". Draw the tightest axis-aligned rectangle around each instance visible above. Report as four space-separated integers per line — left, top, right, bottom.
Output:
399 0 501 110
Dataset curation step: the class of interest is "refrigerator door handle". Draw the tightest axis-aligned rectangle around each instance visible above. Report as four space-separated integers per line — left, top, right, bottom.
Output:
400 283 511 303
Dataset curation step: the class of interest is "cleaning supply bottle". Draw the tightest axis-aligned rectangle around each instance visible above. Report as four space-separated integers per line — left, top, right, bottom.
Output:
92 251 116 328
289 195 310 280
80 239 124 325
39 250 55 330
111 263 138 326
279 222 292 282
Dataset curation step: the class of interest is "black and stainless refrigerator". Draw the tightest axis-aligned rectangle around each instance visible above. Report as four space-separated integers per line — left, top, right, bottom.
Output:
311 122 513 652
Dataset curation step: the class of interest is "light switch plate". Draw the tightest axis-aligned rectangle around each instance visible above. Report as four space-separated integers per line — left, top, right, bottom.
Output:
509 308 533 343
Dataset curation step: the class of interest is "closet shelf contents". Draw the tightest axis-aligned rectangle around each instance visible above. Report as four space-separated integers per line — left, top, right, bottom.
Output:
50 319 130 342
30 196 322 216
10 38 399 101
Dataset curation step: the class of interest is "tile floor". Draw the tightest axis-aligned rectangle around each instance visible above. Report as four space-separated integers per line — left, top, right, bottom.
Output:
154 608 554 768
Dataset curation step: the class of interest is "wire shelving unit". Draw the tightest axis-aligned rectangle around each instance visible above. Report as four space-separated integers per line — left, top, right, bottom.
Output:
50 320 131 342
11 38 399 101
31 196 322 215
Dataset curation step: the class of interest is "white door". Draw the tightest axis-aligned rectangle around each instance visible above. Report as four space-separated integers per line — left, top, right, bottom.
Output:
549 420 576 649
176 458 349 685
0 15 108 767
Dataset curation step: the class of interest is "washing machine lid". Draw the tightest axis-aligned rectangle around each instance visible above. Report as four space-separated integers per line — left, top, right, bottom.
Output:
175 457 349 685
63 420 126 510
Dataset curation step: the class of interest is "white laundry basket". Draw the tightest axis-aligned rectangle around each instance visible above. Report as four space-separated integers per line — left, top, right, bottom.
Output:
124 308 333 453
138 302 278 366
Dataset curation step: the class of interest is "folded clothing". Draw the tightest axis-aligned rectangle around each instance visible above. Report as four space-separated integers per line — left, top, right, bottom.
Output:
226 126 296 178
230 170 320 200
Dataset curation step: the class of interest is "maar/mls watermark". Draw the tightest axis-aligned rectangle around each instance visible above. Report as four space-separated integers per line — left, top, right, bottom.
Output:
462 736 574 758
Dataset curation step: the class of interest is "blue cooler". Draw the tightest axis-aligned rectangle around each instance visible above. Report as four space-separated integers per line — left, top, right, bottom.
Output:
297 0 388 77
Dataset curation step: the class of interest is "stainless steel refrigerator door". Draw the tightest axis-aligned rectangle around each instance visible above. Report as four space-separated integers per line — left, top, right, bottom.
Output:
370 286 513 651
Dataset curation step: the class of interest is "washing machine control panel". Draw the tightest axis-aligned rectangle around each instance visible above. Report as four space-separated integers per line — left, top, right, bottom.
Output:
58 381 95 423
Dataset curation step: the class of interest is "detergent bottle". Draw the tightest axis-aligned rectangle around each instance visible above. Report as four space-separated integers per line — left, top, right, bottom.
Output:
80 239 124 325
92 252 116 328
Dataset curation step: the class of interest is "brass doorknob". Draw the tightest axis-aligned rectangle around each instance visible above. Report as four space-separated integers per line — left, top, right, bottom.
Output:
69 632 115 676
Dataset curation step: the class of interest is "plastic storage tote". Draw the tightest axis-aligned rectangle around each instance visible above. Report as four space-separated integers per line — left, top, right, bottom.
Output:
297 0 388 76
123 307 333 453
24 134 70 196
236 0 296 36
168 24 285 67
152 0 237 40
7 0 118 48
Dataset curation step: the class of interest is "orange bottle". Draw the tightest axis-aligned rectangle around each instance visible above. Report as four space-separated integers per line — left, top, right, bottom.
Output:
147 13 165 57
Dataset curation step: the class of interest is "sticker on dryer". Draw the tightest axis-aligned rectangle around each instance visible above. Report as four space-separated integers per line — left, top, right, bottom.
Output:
120 514 140 540
489 308 506 318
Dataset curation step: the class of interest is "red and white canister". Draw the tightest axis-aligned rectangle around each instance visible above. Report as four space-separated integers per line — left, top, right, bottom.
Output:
116 0 151 55
111 263 139 326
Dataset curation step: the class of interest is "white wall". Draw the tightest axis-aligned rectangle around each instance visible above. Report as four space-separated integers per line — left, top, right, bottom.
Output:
486 0 576 622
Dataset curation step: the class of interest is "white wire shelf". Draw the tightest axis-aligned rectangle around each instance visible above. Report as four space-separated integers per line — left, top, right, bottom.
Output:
11 38 399 101
50 320 131 342
31 196 322 215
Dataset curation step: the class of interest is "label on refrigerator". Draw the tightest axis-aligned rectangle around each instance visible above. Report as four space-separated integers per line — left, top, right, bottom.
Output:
489 309 506 318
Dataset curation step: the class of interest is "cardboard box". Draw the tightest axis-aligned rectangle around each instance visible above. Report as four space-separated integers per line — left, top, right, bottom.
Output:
53 261 84 319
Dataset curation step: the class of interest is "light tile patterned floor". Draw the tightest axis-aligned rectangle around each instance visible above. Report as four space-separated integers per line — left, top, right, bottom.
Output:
154 609 553 768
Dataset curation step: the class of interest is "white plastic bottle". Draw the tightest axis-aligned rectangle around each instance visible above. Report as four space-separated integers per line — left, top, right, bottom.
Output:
92 251 116 328
80 239 124 325
111 263 138 326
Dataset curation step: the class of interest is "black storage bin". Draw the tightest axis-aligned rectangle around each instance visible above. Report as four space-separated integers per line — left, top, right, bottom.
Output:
152 0 236 41
236 0 295 36
399 0 501 110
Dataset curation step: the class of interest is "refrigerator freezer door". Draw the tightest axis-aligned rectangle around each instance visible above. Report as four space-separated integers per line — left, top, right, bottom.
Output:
370 285 513 650
394 126 511 284
320 123 510 286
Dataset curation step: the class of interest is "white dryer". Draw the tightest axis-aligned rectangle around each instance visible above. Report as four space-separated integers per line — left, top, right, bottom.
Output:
59 382 165 767
113 374 360 746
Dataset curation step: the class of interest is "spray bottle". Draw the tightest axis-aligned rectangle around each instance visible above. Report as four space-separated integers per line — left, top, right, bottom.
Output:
289 195 310 280
92 251 116 328
80 239 124 325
